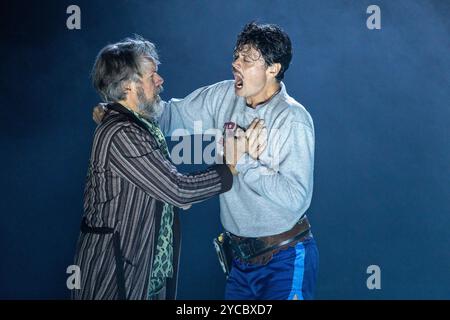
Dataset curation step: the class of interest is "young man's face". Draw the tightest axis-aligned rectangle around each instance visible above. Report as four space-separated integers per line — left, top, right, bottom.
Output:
232 44 270 99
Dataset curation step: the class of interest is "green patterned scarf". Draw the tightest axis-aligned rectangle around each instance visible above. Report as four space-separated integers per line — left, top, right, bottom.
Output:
132 110 174 299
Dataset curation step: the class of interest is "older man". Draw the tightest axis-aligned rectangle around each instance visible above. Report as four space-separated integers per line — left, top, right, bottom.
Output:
73 36 265 300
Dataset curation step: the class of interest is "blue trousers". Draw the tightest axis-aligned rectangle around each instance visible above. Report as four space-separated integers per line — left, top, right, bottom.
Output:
225 236 319 300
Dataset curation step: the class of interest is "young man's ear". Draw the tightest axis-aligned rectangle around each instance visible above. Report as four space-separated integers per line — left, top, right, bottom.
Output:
267 63 281 80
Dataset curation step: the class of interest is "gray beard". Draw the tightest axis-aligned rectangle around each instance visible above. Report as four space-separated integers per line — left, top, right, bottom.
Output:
136 87 164 120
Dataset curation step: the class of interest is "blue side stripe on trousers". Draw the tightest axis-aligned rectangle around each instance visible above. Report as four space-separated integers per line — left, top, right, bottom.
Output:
288 242 305 300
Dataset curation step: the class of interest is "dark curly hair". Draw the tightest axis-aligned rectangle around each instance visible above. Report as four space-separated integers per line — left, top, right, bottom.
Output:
234 22 292 82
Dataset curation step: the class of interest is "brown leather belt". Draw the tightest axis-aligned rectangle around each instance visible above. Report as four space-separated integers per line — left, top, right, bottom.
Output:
228 215 312 265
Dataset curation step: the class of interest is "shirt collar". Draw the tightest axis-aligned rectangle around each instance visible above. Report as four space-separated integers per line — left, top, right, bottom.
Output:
106 102 150 132
242 81 287 113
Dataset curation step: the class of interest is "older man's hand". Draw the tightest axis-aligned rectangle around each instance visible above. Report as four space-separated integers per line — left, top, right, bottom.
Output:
245 118 267 160
224 118 267 174
224 127 247 167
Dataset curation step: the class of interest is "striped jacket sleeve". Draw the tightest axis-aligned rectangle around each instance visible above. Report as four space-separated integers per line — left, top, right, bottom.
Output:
108 124 233 207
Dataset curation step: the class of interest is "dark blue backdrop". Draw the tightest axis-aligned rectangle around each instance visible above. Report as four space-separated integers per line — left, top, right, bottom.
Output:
1 0 449 299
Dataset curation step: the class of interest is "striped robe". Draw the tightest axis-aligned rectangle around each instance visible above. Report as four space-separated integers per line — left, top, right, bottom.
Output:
72 103 232 300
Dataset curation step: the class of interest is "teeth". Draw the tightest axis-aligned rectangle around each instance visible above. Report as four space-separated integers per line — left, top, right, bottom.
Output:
234 73 243 89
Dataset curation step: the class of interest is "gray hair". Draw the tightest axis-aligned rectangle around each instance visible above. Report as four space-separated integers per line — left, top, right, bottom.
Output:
91 35 160 102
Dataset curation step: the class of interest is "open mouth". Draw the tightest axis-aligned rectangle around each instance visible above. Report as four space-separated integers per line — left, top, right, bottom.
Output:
234 73 244 89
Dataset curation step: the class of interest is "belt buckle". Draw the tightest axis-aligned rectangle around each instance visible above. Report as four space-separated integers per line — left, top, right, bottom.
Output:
234 237 266 261
235 240 253 260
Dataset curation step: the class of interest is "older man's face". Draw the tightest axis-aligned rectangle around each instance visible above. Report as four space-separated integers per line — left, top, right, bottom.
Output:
135 59 164 117
139 60 164 102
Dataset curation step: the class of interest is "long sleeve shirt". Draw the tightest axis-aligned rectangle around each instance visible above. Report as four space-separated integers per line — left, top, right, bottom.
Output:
158 80 315 237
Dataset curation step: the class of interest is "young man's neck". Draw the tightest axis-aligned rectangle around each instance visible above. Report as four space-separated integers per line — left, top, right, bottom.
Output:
245 81 281 108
